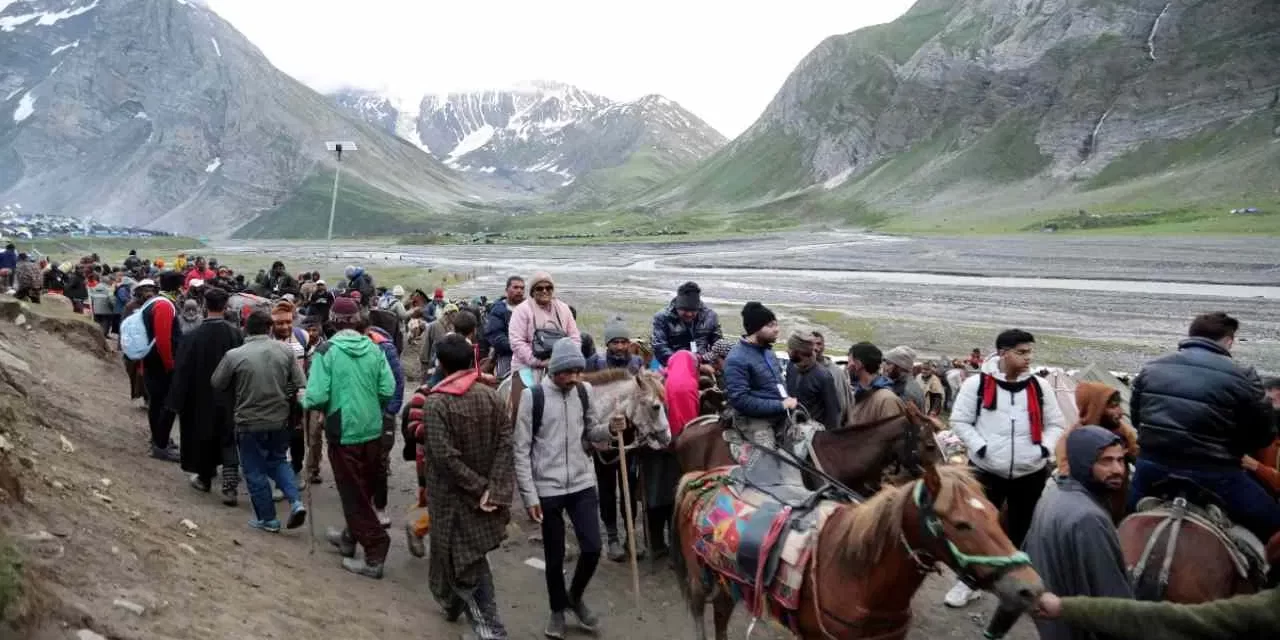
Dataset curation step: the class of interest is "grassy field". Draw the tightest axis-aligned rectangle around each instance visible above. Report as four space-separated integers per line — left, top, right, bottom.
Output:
15 236 207 265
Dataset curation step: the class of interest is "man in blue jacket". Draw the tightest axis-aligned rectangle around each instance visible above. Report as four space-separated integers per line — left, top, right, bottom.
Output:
368 322 405 529
1128 312 1279 542
651 281 722 367
724 302 799 483
483 276 524 379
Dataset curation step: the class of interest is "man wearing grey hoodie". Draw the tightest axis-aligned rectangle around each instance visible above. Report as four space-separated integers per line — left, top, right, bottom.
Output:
514 337 618 639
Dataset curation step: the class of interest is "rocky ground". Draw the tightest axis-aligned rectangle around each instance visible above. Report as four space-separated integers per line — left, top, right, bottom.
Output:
0 298 1036 639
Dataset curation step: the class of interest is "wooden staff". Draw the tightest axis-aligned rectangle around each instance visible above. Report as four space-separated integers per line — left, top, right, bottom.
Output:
616 428 642 612
303 409 316 555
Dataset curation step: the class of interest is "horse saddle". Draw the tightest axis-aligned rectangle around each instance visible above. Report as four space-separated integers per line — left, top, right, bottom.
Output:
1132 475 1267 585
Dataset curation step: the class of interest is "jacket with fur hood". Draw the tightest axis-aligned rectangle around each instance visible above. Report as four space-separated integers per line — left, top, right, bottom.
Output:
951 355 1066 479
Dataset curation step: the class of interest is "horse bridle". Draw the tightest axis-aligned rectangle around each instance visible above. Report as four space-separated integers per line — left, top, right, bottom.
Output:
900 480 1032 590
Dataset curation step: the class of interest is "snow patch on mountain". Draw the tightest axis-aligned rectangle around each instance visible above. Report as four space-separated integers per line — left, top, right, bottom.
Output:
51 40 80 55
210 37 221 57
205 157 221 173
13 92 35 122
0 0 99 32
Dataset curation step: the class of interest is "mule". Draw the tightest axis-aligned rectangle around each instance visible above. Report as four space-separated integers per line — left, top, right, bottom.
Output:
671 462 1044 640
497 368 672 448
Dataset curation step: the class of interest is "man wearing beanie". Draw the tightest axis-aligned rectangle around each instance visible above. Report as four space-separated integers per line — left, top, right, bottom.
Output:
302 297 397 579
586 316 643 375
724 302 799 482
514 337 619 638
651 281 722 368
883 345 926 411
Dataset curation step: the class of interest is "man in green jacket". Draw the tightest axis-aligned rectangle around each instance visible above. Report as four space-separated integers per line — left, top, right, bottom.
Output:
1036 588 1280 639
302 296 396 578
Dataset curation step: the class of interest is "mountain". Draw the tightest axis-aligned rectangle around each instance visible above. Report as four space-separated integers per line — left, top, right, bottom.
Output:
331 82 727 207
637 0 1280 230
0 0 491 239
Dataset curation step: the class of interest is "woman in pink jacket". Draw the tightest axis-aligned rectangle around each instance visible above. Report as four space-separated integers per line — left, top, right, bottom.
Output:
506 271 580 416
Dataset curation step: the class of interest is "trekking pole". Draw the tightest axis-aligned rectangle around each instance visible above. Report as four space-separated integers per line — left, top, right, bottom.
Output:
615 428 642 613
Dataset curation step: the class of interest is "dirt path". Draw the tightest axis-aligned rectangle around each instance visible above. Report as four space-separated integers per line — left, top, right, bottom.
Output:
0 305 1034 639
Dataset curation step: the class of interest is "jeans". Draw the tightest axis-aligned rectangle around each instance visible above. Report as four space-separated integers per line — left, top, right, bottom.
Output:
1130 458 1280 543
143 369 175 448
539 488 603 612
237 430 300 522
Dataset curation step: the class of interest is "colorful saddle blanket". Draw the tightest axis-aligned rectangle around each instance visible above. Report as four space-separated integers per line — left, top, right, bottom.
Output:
685 470 838 618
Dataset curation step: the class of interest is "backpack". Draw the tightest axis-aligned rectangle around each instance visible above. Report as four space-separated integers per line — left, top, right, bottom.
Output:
227 293 271 327
120 296 166 360
530 383 591 439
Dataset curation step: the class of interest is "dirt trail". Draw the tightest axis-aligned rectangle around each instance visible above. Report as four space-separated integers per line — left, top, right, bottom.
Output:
0 301 1034 639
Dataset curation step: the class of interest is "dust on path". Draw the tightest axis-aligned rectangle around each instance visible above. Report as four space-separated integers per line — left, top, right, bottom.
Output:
0 312 1034 639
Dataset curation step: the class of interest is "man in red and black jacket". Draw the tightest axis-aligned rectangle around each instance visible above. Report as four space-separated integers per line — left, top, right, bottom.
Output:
139 271 185 462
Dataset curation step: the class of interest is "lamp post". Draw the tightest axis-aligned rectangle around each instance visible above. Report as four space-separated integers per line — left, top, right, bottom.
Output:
323 140 357 258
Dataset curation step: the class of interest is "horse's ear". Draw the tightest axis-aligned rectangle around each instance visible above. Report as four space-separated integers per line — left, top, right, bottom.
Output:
922 458 942 497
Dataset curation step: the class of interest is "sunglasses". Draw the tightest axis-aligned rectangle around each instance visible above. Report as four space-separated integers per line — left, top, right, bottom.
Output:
532 285 553 293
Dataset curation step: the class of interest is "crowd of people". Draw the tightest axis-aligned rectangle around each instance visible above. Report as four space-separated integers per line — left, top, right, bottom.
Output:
3 241 1278 640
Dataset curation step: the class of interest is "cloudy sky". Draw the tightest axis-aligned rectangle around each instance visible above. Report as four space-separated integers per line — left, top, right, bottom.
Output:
205 0 916 138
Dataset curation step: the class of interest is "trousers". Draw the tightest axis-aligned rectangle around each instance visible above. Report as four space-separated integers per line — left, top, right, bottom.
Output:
329 439 391 564
143 369 175 449
539 488 602 612
972 465 1049 548
1130 458 1280 543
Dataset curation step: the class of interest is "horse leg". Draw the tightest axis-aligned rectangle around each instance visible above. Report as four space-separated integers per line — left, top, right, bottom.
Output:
711 590 735 640
686 575 709 640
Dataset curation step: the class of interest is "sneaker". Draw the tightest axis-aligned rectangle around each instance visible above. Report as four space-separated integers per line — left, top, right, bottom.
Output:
249 518 281 533
405 521 426 558
326 527 356 558
544 611 567 639
377 510 391 528
340 557 384 579
272 487 284 502
944 580 980 608
286 501 307 530
221 487 238 507
567 598 599 631
189 475 211 493
606 538 625 562
150 445 180 463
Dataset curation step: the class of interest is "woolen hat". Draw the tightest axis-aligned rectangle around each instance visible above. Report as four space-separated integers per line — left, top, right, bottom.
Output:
675 281 702 310
604 316 629 343
741 301 776 336
330 297 361 323
548 337 586 374
884 346 917 371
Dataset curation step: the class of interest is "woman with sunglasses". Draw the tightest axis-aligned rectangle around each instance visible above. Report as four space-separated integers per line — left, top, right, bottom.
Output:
507 271 581 423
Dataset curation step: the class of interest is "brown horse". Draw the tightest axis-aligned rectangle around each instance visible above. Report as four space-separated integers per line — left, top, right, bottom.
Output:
1118 498 1280 603
673 406 930 494
671 463 1044 640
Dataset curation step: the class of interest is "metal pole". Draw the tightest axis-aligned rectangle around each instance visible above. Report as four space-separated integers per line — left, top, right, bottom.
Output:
325 158 342 258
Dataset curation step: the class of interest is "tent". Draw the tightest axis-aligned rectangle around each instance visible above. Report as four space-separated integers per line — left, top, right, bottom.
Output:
1073 363 1133 417
1042 368 1080 424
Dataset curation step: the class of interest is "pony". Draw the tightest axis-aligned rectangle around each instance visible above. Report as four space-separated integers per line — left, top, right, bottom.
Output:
671 462 1044 640
497 368 672 448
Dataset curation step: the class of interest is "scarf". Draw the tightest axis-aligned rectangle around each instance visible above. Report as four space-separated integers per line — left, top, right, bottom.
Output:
979 373 1045 444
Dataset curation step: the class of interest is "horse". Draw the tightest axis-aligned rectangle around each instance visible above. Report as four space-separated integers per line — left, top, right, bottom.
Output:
497 368 672 448
671 461 1044 640
673 402 932 494
1117 480 1280 603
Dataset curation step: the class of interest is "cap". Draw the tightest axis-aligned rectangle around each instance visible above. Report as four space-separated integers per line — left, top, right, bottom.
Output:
136 279 157 288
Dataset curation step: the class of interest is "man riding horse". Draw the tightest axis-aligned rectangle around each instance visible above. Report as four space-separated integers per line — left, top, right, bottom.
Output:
722 302 801 486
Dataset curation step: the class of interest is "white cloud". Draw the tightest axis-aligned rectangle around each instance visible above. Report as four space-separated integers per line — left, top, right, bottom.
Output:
205 0 915 138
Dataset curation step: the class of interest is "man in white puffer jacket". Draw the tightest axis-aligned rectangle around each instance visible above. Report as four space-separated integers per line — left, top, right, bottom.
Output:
944 328 1066 608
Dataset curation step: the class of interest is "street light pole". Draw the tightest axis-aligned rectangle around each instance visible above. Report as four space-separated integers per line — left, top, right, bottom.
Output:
323 140 357 258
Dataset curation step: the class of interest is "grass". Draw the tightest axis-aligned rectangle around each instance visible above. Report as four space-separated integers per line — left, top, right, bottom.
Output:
0 538 22 622
15 236 207 265
1086 114 1274 190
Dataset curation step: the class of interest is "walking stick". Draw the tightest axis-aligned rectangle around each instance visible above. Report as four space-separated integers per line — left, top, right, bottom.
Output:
615 428 642 612
304 411 316 555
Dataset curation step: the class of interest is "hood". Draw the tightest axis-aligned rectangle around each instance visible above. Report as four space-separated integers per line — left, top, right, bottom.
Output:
1066 425 1123 493
980 354 1032 382
1075 382 1121 428
327 330 379 358
668 350 699 384
855 374 895 395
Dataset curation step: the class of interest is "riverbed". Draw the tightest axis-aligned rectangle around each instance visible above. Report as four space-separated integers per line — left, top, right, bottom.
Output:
216 231 1280 373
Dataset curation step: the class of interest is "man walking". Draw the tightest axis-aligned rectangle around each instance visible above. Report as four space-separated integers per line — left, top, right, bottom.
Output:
1024 426 1134 640
484 276 525 379
211 310 308 532
415 335 514 638
302 297 396 578
946 329 1066 607
784 331 841 430
368 318 406 528
883 345 926 410
168 287 243 504
271 301 311 486
514 338 618 639
811 331 852 427
421 303 458 381
140 272 184 462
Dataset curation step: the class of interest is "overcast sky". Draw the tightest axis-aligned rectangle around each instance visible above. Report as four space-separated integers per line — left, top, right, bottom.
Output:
205 0 916 138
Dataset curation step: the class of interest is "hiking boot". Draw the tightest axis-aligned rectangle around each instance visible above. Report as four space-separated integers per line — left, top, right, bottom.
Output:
249 518 281 533
286 501 307 530
606 537 625 562
340 557 384 580
377 510 392 528
544 612 567 639
221 487 238 507
189 475 211 493
567 598 599 631
150 444 180 463
326 527 356 558
944 580 980 608
443 598 465 622
405 521 426 558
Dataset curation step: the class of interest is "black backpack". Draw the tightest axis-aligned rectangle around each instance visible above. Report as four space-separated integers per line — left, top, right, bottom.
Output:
531 383 591 439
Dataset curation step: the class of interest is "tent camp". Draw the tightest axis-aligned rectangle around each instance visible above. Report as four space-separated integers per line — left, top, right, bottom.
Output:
1074 363 1132 414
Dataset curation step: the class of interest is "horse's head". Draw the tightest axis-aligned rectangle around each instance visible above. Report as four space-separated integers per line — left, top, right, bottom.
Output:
623 372 670 449
910 464 1044 613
